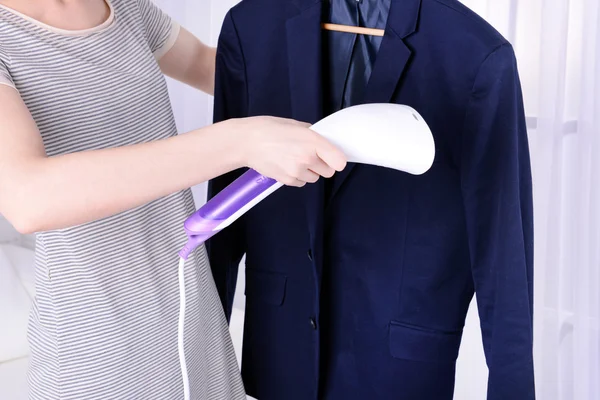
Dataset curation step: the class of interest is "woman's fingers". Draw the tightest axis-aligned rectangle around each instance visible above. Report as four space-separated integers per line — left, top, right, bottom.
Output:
314 136 347 172
297 169 320 184
308 158 336 179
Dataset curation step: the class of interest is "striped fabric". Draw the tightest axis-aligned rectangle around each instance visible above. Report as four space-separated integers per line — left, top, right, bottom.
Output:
0 1 246 399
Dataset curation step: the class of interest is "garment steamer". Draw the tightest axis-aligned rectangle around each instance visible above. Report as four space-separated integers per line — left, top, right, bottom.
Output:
176 103 435 400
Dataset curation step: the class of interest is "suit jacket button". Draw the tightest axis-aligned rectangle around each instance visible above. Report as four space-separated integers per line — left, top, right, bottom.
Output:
307 249 313 261
310 318 317 330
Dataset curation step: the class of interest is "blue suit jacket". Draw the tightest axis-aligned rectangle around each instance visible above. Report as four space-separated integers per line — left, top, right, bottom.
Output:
207 0 535 399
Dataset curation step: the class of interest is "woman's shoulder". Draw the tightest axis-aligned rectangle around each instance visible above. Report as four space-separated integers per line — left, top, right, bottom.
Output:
0 5 36 52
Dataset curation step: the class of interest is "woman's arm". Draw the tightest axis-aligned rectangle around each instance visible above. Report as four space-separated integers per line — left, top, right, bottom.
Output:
0 87 345 234
158 27 216 94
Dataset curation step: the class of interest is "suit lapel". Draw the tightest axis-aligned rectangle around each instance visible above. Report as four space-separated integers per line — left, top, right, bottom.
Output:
287 1 325 125
286 1 326 250
328 0 422 201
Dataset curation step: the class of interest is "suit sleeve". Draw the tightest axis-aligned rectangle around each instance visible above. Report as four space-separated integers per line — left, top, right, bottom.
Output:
206 11 248 322
460 43 535 399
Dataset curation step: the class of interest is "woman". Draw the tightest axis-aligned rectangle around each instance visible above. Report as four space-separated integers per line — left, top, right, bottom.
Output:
0 0 346 399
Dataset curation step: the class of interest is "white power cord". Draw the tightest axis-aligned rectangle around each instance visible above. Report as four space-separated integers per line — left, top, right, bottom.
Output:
177 257 190 400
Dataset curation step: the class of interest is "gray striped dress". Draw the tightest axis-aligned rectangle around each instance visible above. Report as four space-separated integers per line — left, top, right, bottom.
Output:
0 1 246 399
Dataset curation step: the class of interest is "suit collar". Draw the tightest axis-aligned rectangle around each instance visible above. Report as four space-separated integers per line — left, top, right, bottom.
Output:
285 0 422 115
289 0 422 38
328 0 421 200
290 0 321 12
386 0 422 39
285 0 422 239
285 3 324 125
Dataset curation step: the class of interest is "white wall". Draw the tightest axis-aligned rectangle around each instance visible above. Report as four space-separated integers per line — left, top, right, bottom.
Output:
0 216 34 249
0 216 18 244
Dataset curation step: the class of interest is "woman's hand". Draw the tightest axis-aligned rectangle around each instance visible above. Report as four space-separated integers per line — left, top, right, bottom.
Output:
232 116 347 187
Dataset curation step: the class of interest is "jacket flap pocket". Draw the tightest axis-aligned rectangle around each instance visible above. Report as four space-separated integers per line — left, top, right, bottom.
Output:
245 269 287 306
389 321 462 363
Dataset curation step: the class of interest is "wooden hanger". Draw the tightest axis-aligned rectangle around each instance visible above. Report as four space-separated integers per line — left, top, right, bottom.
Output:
322 23 385 37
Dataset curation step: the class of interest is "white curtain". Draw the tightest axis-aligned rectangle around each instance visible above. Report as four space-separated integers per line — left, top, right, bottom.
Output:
161 1 600 399
459 1 600 399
